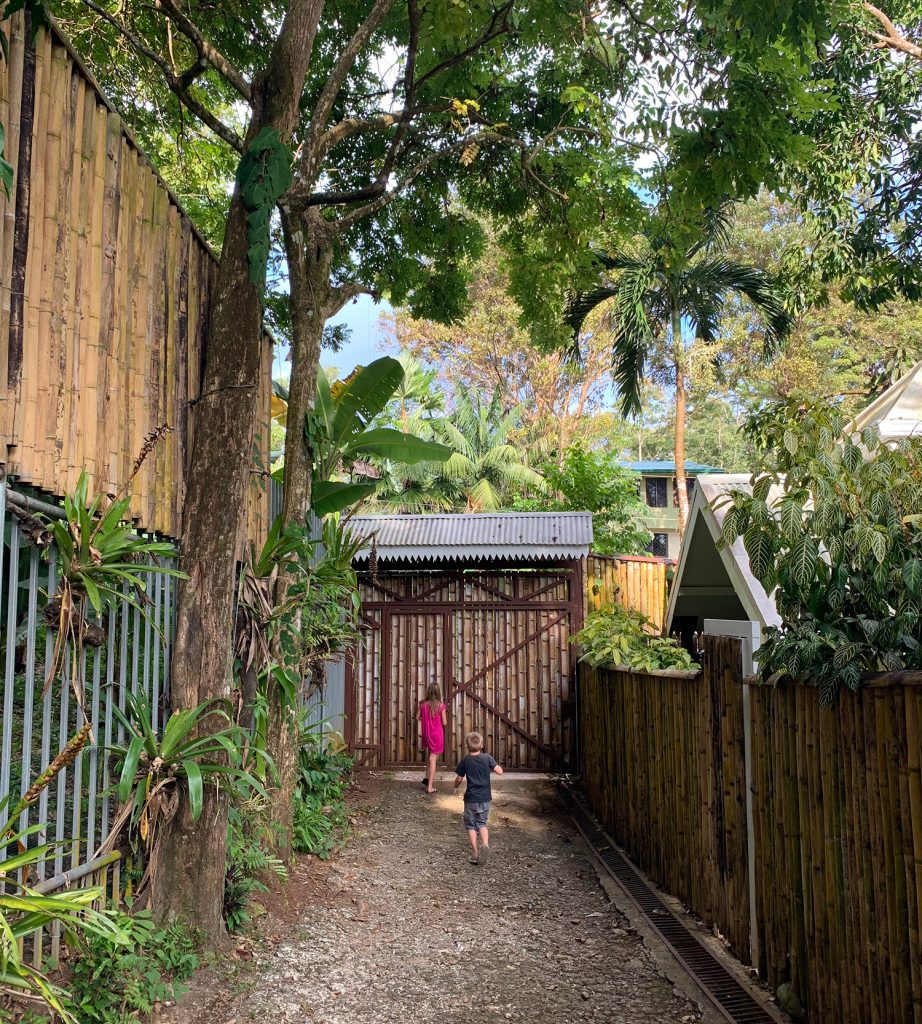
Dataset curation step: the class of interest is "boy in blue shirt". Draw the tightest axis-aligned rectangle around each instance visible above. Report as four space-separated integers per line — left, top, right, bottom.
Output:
454 731 504 865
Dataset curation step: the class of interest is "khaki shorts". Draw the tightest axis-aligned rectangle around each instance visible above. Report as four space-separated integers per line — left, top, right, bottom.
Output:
463 801 490 831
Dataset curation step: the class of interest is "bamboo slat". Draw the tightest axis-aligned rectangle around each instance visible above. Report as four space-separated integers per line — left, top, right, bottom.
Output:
585 553 670 631
1 17 272 543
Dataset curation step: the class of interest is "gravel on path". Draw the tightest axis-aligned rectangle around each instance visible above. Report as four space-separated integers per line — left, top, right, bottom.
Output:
219 774 705 1024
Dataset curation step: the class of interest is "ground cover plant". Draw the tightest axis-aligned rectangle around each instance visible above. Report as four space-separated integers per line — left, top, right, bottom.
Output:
292 727 353 860
66 911 199 1024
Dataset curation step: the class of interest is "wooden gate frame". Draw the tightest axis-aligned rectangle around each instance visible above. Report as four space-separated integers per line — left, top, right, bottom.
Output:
345 559 585 769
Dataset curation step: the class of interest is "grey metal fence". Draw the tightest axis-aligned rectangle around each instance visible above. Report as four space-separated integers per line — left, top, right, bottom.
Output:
0 483 177 960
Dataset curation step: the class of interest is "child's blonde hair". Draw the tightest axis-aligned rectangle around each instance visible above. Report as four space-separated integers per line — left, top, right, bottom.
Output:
466 731 483 752
425 682 442 716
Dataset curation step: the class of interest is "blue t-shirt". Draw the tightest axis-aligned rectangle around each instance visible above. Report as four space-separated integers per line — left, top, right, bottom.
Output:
456 752 497 803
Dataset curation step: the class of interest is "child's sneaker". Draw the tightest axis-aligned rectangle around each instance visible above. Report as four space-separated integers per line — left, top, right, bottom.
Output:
479 844 490 867
468 855 479 865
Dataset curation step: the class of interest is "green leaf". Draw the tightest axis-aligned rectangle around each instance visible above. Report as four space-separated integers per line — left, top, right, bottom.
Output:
789 534 818 590
118 735 144 803
344 427 452 465
903 559 922 595
182 760 204 821
743 525 774 581
311 480 377 516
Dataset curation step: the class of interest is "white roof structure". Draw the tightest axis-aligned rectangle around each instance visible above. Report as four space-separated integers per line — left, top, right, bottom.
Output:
350 511 593 564
850 359 922 442
665 475 781 637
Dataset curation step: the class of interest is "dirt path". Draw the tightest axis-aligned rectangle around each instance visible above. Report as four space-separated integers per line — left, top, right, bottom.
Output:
166 775 707 1024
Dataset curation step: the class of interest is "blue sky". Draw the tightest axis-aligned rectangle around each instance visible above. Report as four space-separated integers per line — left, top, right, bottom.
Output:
271 293 393 383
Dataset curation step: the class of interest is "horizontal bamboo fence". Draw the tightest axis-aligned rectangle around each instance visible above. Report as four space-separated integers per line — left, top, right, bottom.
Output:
579 634 922 1024
585 553 670 631
0 15 272 542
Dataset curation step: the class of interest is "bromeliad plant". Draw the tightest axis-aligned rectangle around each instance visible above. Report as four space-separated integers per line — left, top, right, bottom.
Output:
0 727 128 1021
235 515 363 739
100 690 271 897
574 605 695 672
30 430 185 713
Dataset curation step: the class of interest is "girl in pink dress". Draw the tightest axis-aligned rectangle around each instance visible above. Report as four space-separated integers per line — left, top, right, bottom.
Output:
418 683 447 794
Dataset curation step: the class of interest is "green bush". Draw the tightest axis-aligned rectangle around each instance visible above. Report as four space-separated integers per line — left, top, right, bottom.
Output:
574 605 694 672
223 798 287 932
67 911 198 1024
292 730 353 859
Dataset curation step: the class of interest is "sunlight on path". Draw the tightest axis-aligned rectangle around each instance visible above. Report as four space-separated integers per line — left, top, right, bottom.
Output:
232 776 702 1024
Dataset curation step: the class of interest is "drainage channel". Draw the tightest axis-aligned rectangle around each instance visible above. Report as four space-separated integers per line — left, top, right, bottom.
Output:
562 787 786 1024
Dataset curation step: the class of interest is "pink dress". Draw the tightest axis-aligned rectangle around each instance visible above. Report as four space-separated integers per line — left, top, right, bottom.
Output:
420 701 446 755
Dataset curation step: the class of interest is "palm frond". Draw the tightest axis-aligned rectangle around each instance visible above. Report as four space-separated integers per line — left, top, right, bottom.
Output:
686 258 793 354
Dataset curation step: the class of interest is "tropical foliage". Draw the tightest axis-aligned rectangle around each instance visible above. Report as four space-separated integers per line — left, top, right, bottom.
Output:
304 357 452 515
292 724 353 860
68 912 199 1024
721 399 922 704
30 466 184 712
575 605 694 672
101 690 270 895
512 444 650 556
376 384 542 513
0 728 128 1021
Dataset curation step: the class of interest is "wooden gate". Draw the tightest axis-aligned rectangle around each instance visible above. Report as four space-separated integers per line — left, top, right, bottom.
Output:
346 565 582 771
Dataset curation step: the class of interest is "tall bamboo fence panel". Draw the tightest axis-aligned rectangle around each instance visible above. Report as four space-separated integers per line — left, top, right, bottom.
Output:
585 553 670 631
0 15 272 542
578 636 750 960
578 633 922 1024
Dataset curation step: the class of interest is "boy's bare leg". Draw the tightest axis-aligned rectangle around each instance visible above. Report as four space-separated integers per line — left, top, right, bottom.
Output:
427 752 438 792
468 829 479 861
479 826 489 848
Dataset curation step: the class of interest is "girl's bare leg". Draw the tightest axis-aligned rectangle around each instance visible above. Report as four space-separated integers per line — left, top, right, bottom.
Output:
427 751 438 792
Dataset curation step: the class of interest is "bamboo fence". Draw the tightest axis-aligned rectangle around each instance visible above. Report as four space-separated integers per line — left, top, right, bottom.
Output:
0 15 272 543
585 553 671 630
579 634 922 1024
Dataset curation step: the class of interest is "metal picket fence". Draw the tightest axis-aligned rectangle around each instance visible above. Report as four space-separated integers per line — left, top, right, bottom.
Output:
0 482 177 962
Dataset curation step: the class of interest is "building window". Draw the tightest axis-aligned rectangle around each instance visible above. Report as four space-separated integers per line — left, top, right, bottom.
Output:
645 477 667 508
647 533 669 557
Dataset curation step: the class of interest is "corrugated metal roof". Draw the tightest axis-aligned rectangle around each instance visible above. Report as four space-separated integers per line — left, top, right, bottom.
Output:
618 459 725 474
349 511 593 563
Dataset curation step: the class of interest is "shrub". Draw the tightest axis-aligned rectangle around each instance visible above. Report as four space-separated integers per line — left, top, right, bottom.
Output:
574 605 694 672
292 729 353 859
722 398 922 703
223 798 287 932
67 911 198 1024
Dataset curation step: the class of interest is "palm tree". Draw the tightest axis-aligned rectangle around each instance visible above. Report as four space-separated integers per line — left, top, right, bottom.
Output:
430 385 543 511
566 217 792 535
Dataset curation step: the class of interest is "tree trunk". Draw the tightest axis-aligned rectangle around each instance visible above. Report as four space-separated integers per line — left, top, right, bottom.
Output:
150 0 327 936
264 210 332 860
150 189 263 935
672 308 690 539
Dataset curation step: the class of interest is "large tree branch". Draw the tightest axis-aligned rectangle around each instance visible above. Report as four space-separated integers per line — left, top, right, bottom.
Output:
295 0 395 186
255 0 327 140
319 131 497 225
326 281 381 318
863 2 922 60
78 0 244 151
153 0 252 99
